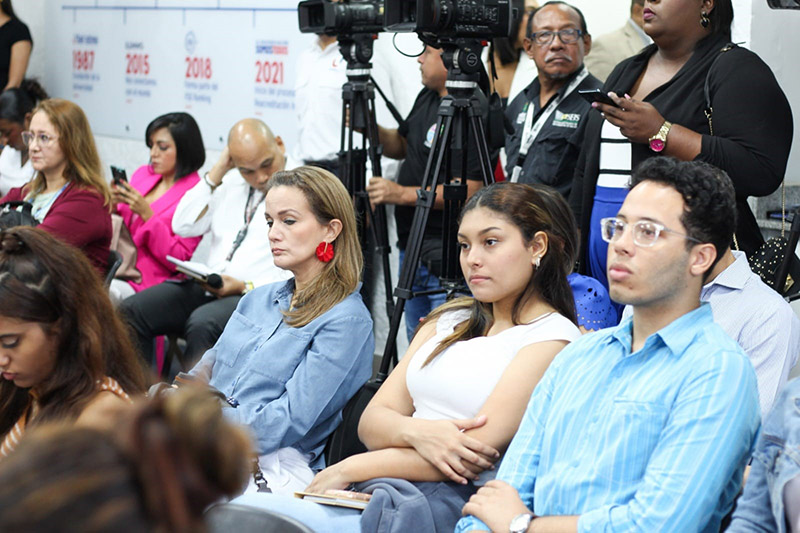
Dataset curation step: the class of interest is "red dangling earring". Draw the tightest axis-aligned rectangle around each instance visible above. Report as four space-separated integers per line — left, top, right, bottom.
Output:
316 241 334 263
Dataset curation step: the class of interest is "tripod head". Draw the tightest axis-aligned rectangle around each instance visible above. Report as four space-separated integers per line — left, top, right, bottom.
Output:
422 37 487 98
338 33 376 74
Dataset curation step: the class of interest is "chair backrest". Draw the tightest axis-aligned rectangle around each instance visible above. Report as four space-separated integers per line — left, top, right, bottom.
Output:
776 207 800 297
104 249 123 288
204 503 315 533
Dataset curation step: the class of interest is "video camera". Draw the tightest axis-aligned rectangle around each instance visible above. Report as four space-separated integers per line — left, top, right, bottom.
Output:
298 0 385 35
298 0 514 40
385 0 512 39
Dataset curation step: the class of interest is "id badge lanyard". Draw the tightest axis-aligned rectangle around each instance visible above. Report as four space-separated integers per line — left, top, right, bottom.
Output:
510 67 589 183
225 187 266 262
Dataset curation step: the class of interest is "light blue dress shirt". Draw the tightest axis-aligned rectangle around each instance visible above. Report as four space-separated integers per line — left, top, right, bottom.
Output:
456 303 760 533
623 251 800 418
189 279 374 468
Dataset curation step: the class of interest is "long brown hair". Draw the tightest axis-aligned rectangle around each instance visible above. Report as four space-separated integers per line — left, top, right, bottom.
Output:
421 183 577 365
26 99 112 207
0 227 146 436
266 166 362 328
0 388 252 532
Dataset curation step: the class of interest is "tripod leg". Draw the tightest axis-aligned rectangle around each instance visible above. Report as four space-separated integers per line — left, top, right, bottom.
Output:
378 109 454 373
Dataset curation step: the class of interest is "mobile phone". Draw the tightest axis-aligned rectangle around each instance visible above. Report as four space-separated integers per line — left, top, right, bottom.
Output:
578 89 620 108
111 166 128 186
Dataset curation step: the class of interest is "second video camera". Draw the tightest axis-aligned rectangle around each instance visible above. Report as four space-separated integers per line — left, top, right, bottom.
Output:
385 0 513 39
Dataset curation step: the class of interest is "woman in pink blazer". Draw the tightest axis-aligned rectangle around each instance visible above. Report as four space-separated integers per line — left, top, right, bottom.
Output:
110 112 205 302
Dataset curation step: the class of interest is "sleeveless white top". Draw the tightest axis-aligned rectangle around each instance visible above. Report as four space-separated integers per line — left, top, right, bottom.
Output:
406 309 580 484
407 309 581 422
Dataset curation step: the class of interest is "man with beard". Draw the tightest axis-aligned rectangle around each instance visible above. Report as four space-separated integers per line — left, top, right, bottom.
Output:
504 1 600 198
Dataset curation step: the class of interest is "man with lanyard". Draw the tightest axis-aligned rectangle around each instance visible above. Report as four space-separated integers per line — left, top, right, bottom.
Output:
121 119 295 368
504 1 600 198
366 44 486 342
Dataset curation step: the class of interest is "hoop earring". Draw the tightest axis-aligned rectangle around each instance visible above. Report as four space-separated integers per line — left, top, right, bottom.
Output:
700 11 710 28
316 241 335 263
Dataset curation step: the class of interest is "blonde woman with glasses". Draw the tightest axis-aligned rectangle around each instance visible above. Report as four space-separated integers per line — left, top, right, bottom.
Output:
1 98 111 273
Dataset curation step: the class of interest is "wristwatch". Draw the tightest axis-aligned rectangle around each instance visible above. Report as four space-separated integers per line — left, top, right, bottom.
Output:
648 120 672 152
203 171 221 191
509 513 534 533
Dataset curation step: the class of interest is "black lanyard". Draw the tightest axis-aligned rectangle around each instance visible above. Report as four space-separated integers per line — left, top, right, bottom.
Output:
225 187 265 262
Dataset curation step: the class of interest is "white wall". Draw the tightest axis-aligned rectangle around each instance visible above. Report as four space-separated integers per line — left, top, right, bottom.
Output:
749 0 800 184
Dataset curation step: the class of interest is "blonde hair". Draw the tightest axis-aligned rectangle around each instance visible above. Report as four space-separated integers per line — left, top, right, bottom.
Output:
267 166 362 327
27 99 111 207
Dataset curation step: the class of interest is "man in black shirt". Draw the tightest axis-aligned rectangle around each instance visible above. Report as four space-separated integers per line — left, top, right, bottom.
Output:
505 1 601 198
367 45 485 341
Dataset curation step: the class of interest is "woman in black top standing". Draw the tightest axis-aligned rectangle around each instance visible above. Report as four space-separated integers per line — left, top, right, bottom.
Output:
571 0 792 292
0 1 31 91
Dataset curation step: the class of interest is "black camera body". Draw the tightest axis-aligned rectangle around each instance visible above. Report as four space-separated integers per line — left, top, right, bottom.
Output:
298 0 385 34
384 0 512 39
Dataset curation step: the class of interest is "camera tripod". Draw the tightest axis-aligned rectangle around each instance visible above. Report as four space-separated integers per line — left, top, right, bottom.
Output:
377 38 496 376
337 34 397 332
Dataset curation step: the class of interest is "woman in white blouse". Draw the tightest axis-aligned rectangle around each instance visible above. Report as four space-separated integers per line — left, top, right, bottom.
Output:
235 182 582 532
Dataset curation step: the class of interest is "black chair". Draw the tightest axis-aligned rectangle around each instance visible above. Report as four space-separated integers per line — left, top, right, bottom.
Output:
104 250 123 288
776 206 800 298
161 334 189 379
204 502 314 533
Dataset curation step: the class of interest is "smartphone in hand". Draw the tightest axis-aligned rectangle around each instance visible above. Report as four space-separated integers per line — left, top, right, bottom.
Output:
111 166 128 186
578 89 621 108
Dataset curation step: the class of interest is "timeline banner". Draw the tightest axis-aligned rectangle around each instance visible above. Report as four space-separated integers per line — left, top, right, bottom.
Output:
49 1 313 149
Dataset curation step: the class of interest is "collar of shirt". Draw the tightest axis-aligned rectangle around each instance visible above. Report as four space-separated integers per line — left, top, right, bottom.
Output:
311 37 340 57
610 303 714 358
627 18 652 47
703 250 750 292
523 66 587 111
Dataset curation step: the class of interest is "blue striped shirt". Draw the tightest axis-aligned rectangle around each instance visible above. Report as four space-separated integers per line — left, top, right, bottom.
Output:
456 303 760 533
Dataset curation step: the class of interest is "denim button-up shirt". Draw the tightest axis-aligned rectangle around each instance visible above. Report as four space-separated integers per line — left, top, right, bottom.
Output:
729 377 800 533
190 279 374 468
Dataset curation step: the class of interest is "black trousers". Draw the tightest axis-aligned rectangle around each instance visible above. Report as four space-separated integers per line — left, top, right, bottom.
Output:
119 280 241 369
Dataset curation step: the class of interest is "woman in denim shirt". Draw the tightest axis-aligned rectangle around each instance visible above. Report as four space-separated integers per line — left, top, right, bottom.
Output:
186 166 374 495
728 377 800 532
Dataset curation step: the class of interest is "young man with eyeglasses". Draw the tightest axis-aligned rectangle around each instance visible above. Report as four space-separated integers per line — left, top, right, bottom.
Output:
503 1 600 197
456 157 760 533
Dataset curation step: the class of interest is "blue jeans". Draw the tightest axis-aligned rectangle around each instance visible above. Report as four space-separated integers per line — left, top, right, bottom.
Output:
399 249 446 342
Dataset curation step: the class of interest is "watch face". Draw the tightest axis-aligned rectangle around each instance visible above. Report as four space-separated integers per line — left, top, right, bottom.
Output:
510 513 533 533
650 138 665 152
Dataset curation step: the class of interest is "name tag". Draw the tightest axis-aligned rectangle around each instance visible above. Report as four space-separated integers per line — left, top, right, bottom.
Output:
552 110 581 129
516 111 527 125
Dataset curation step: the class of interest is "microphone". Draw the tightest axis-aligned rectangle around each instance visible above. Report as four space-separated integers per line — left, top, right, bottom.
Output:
206 273 223 289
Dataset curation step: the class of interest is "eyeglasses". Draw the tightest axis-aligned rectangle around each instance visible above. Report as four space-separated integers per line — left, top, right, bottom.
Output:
530 28 583 46
21 131 58 147
600 217 702 248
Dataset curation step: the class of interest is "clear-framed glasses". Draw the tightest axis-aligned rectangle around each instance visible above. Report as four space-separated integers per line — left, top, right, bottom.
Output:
530 28 583 46
21 131 58 147
600 217 702 248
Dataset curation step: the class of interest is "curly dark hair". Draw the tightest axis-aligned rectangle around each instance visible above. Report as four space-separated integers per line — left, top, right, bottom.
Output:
630 157 737 274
